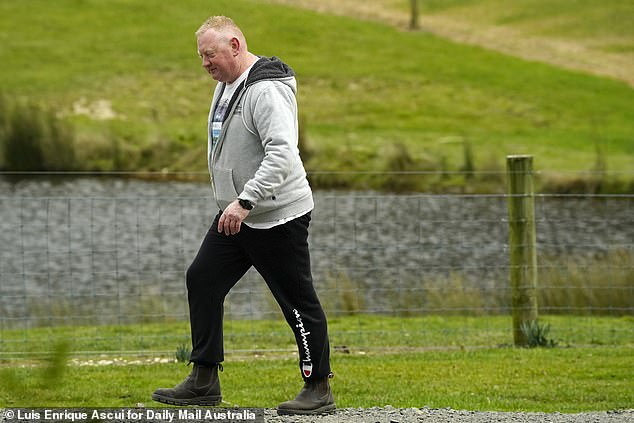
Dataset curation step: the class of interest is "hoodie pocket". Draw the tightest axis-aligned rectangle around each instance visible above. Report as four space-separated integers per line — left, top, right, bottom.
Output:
213 167 239 203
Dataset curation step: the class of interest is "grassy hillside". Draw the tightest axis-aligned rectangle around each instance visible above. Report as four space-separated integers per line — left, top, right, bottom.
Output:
270 0 634 85
416 0 633 48
0 0 632 191
359 0 633 46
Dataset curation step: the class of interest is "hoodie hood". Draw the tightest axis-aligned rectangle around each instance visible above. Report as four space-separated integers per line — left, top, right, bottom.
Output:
246 56 296 93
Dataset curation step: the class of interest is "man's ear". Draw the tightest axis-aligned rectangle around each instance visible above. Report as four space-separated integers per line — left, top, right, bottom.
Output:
230 37 241 56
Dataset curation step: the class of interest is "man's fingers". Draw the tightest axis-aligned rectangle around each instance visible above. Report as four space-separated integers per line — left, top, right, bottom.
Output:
218 201 249 235
218 213 226 233
218 211 242 235
231 219 241 235
223 216 232 236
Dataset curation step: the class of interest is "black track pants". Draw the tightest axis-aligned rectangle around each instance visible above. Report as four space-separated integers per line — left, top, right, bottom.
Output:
186 211 331 380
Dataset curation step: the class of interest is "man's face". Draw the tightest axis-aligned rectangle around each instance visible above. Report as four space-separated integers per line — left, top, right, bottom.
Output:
197 29 238 83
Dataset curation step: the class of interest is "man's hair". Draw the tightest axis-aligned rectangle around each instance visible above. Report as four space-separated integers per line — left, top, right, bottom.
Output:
195 15 244 40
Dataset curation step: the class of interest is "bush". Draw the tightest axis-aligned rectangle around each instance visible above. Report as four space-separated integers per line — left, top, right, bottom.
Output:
321 249 633 318
175 344 191 363
0 96 77 171
0 95 8 165
520 320 557 348
538 249 634 316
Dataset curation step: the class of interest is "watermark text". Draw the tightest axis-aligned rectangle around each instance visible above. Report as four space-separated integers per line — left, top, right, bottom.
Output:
2 408 263 423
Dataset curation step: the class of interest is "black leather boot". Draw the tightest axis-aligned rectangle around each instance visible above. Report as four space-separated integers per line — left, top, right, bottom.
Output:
277 374 335 415
152 363 222 406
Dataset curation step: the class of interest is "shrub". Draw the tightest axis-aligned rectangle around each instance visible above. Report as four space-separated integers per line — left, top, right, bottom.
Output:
175 344 191 363
322 271 365 316
520 320 557 348
0 96 77 171
319 249 632 318
0 95 8 165
538 249 634 316
380 142 432 192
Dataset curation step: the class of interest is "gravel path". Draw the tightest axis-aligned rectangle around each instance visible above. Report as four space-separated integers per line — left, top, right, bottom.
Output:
264 407 634 423
3 407 632 423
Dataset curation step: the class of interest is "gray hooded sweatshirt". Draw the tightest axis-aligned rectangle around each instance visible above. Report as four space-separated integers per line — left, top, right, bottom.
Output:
207 56 314 225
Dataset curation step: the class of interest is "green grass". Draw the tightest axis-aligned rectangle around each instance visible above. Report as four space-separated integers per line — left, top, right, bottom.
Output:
1 315 632 410
344 0 633 55
417 0 634 47
0 347 632 411
2 315 632 359
0 0 633 191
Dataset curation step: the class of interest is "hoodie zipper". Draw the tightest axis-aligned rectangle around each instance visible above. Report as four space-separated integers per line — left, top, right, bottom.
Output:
210 85 248 211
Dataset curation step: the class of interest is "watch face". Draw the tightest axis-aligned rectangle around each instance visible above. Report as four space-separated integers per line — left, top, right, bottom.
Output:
239 199 253 210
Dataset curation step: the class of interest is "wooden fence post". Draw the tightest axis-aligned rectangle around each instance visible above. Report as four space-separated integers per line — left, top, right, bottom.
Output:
506 155 538 346
409 0 419 30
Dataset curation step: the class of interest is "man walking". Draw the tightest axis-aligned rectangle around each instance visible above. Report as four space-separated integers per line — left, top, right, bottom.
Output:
151 16 335 415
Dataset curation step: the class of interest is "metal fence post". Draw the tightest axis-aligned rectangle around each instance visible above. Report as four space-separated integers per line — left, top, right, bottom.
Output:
506 155 538 346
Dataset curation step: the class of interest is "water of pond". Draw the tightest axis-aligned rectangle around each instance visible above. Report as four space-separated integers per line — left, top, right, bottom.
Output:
0 177 631 326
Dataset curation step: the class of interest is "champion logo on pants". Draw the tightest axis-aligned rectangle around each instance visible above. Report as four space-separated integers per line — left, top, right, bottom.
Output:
293 308 314 378
302 362 313 378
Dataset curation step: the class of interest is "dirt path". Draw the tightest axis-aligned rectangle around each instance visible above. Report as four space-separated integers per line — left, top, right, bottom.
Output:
265 0 634 87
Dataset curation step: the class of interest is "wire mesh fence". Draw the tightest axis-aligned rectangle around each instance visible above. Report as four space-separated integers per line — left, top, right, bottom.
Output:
0 175 632 359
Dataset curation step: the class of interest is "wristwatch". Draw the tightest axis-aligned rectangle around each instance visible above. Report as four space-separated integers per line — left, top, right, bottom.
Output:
238 198 254 210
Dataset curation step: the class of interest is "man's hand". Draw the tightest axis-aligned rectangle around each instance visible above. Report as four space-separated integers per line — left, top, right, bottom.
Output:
218 200 250 235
